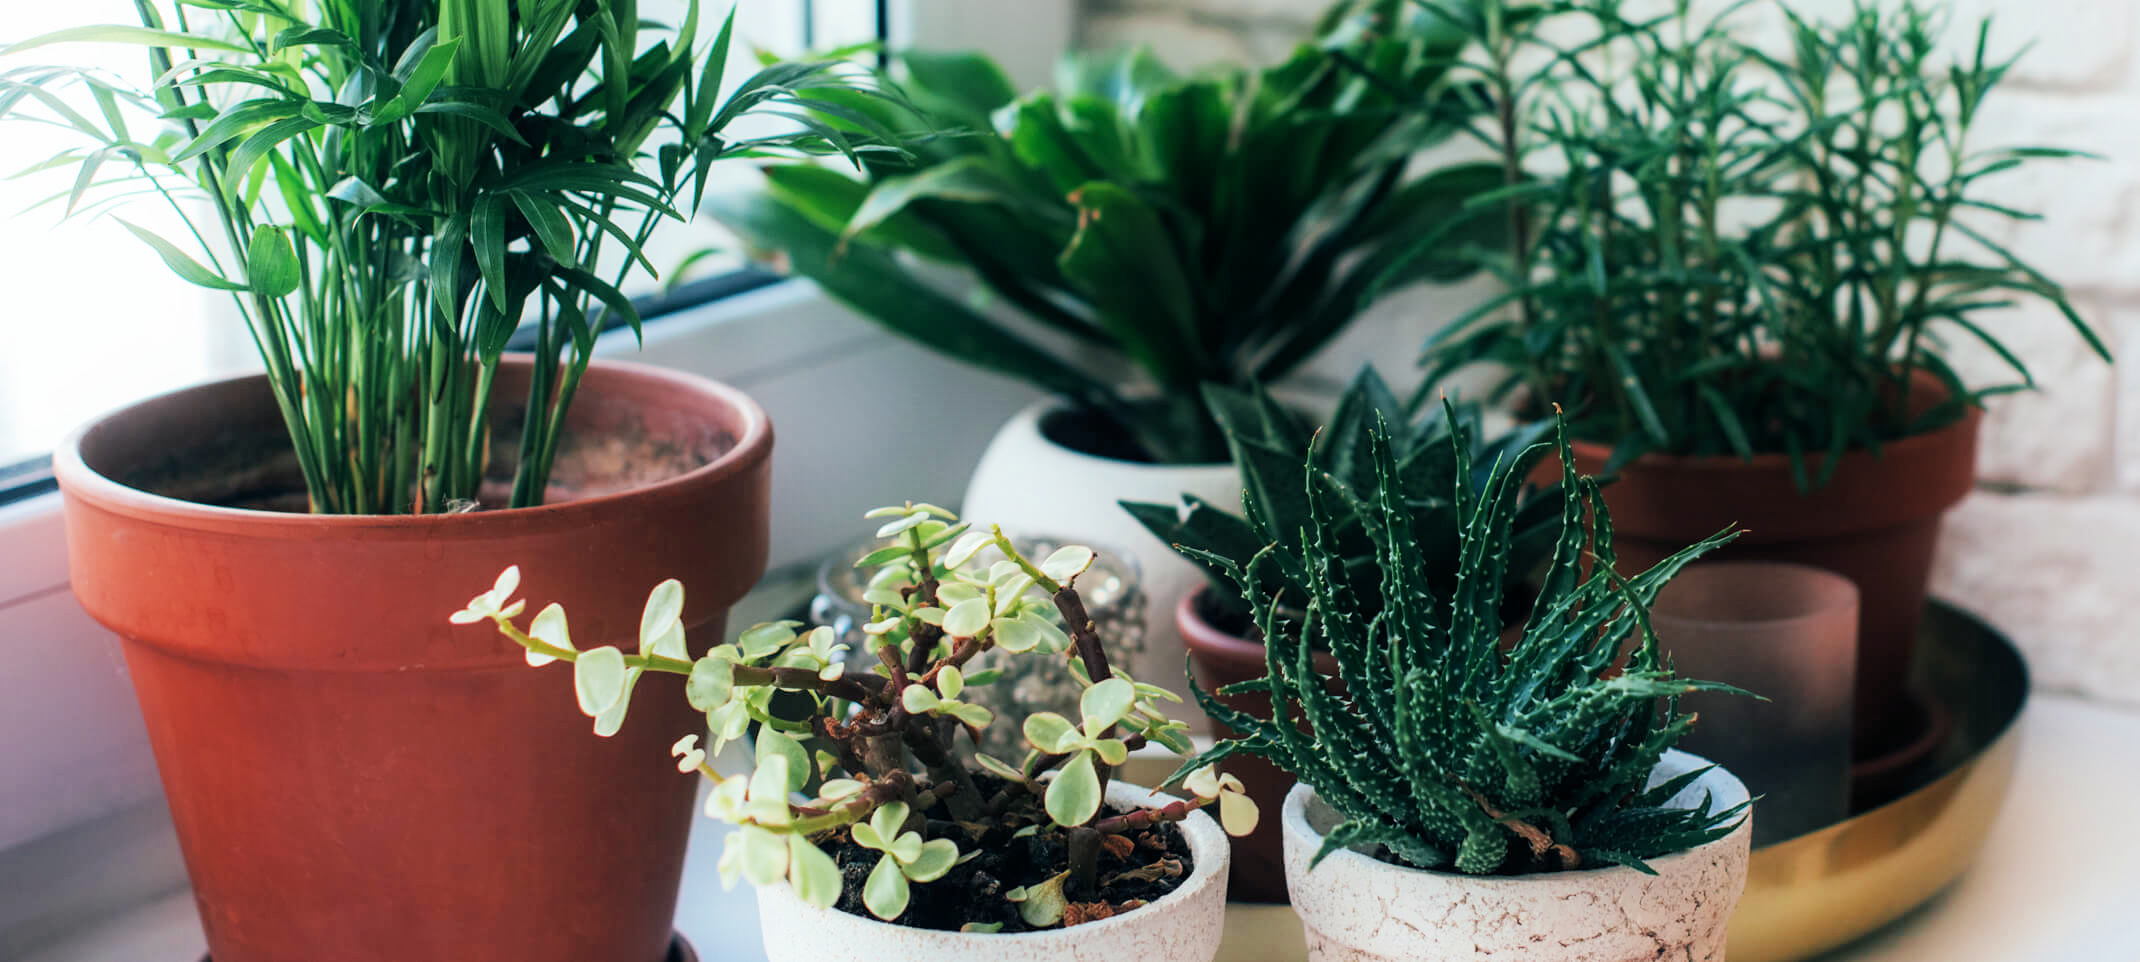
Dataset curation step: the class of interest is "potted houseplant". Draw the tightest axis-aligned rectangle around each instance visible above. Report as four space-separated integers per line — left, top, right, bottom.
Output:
1179 413 1753 959
8 3 887 959
704 0 1504 715
1411 0 2107 781
459 503 1258 960
1120 365 1560 901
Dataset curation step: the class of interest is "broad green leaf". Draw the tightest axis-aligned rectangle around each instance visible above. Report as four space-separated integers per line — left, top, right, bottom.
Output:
572 646 629 717
1080 678 1135 735
685 654 735 709
1057 182 1203 388
844 155 1024 241
737 826 790 887
991 617 1043 653
902 50 1017 119
590 667 642 737
639 579 686 652
869 800 911 841
116 219 244 291
526 603 573 667
938 666 965 700
738 620 800 659
787 835 842 907
862 855 910 920
1039 545 1094 584
944 701 995 729
244 225 299 299
754 727 811 793
942 597 991 638
1045 750 1103 826
900 684 940 714
903 838 959 882
1022 712 1082 755
1091 737 1128 766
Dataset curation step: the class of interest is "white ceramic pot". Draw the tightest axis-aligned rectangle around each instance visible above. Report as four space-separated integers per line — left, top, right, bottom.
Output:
755 780 1231 962
961 400 1242 726
1281 751 1753 962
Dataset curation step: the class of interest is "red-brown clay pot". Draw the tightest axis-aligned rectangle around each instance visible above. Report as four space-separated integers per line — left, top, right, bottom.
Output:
1560 391 1978 774
1177 589 1337 905
57 357 772 962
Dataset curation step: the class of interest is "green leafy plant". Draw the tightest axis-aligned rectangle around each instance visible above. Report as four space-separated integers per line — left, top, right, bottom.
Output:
1123 366 1559 632
457 503 1254 929
1 0 889 513
704 0 1503 465
1402 0 2107 484
1174 413 1748 875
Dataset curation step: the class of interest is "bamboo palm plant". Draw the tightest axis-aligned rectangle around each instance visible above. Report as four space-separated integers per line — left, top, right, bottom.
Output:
1397 0 2107 484
705 0 1504 465
1 0 890 513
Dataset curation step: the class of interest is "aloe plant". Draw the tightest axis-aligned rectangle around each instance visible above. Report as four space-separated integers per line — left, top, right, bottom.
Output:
1123 366 1560 631
704 0 1504 465
1 0 890 513
1174 413 1748 875
459 503 1254 929
1401 0 2107 484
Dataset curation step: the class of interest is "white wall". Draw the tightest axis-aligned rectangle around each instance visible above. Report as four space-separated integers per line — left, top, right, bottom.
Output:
1076 0 2140 710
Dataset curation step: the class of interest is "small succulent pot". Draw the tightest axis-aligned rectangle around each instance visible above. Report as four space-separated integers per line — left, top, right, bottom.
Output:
1280 751 1753 962
754 781 1230 962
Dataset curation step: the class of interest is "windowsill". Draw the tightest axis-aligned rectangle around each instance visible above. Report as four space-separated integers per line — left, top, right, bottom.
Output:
16 690 2140 962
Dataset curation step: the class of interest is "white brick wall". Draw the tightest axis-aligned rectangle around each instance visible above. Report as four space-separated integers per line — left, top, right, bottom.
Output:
1076 0 2140 708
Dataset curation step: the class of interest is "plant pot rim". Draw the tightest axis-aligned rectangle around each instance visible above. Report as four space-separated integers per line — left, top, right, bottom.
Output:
1011 397 1237 471
1280 748 1750 886
52 354 771 533
755 779 1227 943
1177 586 1342 674
1565 371 1981 473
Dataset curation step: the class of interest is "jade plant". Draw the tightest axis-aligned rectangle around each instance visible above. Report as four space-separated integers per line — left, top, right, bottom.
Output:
1123 366 1559 632
1175 413 1748 874
1398 0 2106 483
1 0 890 513
456 504 1255 929
705 0 1502 465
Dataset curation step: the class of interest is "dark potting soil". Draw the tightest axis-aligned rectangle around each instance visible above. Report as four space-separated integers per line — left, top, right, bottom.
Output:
819 776 1193 932
120 404 725 514
1036 405 1160 464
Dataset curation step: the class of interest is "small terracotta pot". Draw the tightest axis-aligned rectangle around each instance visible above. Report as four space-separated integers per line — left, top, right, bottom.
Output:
1561 386 1978 769
1281 751 1752 962
1177 589 1338 904
752 781 1231 962
56 358 773 962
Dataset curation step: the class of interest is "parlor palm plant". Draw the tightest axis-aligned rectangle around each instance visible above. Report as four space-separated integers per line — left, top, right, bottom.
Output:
1 0 889 513
706 0 1503 465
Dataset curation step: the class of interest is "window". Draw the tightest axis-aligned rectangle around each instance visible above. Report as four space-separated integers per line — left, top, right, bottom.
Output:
0 0 884 473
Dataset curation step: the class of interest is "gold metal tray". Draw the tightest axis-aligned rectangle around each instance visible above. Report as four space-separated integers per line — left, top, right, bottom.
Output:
1211 600 2027 962
1730 600 2025 960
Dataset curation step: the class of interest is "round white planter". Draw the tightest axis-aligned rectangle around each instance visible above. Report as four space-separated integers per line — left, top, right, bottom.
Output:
961 400 1242 725
755 781 1231 962
1281 751 1753 962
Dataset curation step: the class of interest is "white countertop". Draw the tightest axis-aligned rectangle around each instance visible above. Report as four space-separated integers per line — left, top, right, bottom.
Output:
21 693 2140 962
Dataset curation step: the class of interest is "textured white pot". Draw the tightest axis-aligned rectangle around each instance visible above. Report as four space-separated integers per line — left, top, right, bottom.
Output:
961 400 1241 726
1281 750 1753 962
755 781 1231 962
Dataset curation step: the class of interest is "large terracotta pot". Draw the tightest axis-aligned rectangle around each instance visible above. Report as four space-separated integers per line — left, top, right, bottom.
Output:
753 781 1231 962
55 357 773 962
1564 396 1979 769
1176 589 1337 904
1281 751 1752 962
962 400 1240 729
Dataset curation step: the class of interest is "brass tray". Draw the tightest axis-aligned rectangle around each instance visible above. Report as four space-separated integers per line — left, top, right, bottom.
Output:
1730 600 2025 960
1212 600 2027 962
